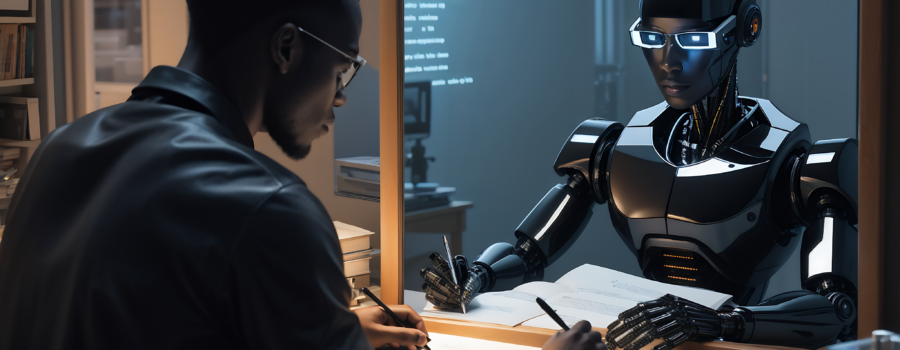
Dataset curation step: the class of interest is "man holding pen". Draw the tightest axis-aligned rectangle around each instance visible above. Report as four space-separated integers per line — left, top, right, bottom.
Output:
0 0 604 349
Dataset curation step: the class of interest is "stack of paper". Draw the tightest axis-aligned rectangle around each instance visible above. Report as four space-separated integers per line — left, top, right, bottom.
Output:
421 264 731 330
426 332 540 350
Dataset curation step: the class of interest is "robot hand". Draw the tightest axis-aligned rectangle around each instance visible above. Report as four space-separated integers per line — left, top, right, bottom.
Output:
420 253 481 310
605 295 741 350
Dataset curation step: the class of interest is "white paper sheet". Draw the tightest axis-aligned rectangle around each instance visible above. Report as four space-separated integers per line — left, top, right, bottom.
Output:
554 264 731 310
421 288 548 326
425 332 541 350
421 264 731 329
521 291 631 330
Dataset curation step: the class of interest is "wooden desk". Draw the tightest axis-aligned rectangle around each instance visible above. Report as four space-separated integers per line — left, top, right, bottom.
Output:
404 200 474 254
422 317 802 350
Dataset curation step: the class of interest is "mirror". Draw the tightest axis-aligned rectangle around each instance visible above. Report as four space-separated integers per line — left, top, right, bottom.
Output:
401 0 859 306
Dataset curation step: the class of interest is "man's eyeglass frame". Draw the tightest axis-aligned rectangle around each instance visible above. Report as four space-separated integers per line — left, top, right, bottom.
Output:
296 25 367 89
629 15 736 50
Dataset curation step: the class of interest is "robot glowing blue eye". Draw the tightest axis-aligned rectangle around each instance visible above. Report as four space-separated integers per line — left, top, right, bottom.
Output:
639 32 665 46
676 33 711 48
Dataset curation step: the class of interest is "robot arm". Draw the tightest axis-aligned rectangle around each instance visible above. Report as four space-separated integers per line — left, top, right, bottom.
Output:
452 119 624 303
736 138 859 347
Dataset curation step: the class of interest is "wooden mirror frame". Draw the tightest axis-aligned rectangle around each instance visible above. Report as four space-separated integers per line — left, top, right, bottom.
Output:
381 0 894 344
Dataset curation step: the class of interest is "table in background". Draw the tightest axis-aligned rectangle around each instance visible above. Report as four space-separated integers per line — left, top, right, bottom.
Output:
405 200 474 254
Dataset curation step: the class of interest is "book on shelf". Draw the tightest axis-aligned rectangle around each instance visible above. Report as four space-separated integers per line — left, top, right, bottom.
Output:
0 96 39 140
0 146 19 160
343 247 375 261
0 178 19 198
0 24 32 81
23 25 32 79
343 256 371 278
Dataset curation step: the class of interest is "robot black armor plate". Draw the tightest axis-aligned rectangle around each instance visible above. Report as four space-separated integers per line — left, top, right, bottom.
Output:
605 97 810 306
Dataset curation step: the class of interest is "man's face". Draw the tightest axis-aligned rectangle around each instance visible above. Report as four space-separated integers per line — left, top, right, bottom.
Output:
640 17 717 110
264 0 362 160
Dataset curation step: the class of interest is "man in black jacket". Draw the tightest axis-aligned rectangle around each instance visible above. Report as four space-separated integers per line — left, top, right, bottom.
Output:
0 0 604 349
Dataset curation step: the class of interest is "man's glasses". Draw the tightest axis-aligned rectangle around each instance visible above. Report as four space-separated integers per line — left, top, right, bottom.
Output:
296 26 367 88
629 15 736 50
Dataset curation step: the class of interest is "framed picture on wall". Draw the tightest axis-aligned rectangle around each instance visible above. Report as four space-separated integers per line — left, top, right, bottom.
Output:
0 0 35 22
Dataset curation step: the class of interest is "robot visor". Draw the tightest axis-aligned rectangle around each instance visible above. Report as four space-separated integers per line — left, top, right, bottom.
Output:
629 15 736 50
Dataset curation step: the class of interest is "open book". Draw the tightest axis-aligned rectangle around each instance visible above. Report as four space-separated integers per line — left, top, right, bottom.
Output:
421 264 731 329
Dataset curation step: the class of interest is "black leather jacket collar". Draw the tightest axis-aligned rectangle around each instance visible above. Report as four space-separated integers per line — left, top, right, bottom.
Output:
129 65 255 149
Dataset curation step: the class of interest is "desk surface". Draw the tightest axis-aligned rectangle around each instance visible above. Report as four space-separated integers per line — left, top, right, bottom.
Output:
406 291 801 350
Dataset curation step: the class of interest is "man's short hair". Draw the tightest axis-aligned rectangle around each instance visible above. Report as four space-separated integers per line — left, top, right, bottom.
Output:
185 0 335 51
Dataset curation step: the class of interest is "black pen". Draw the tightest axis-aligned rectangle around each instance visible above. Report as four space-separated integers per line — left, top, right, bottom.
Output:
360 287 432 350
536 297 570 331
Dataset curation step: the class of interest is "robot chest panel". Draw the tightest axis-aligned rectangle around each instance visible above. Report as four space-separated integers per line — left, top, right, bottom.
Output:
608 127 772 248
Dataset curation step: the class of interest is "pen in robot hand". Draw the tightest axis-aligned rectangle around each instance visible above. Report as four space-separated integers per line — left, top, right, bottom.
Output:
442 235 466 314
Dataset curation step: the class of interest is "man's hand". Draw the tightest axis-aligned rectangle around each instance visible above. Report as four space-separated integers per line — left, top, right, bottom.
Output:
353 305 429 350
542 320 607 350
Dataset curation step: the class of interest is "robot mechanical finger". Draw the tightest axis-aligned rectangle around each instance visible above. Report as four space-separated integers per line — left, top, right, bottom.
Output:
606 295 732 350
424 294 458 310
421 283 460 304
428 252 455 281
420 268 461 297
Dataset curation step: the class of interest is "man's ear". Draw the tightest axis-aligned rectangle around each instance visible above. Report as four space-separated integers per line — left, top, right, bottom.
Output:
271 23 302 75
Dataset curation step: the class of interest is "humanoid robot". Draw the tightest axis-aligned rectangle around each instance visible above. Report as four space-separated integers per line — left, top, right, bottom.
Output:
419 0 858 349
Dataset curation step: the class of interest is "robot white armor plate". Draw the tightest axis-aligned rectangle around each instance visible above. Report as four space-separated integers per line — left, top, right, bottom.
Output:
607 97 811 305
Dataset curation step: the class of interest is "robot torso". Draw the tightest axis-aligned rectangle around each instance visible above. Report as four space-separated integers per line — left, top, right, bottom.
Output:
606 97 811 305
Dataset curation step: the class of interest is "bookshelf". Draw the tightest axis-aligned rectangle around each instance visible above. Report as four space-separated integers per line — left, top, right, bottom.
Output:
0 0 57 224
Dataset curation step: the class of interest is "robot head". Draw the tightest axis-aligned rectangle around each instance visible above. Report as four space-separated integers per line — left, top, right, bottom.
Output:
631 0 762 109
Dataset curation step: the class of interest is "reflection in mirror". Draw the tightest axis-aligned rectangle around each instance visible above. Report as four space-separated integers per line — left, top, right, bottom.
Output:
403 0 858 344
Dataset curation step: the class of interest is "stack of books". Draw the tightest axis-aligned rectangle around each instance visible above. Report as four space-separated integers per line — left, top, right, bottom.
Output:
0 24 34 81
0 177 19 199
0 96 40 141
334 221 378 305
0 146 18 198
0 146 19 161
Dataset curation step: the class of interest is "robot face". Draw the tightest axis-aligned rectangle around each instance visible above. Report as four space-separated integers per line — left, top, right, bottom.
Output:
638 17 724 110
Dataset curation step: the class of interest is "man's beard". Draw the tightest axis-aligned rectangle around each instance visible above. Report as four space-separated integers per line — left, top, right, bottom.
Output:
263 112 311 160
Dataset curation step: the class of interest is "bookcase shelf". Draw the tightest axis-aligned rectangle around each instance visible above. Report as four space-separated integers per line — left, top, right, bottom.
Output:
0 78 34 88
0 139 39 147
0 17 35 24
